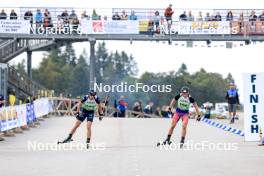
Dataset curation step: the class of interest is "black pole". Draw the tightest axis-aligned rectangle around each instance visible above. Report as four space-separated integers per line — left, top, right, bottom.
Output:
89 40 96 90
27 51 32 79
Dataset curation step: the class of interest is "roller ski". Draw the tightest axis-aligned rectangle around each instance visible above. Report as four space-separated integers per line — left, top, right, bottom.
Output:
180 142 184 149
157 139 172 146
86 138 90 149
99 114 104 121
57 134 73 144
230 117 235 124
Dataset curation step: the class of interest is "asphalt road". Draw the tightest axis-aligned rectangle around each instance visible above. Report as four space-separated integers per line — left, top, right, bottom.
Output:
0 116 263 176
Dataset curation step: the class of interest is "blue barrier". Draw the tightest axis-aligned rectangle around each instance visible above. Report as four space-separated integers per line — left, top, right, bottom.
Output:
201 118 244 137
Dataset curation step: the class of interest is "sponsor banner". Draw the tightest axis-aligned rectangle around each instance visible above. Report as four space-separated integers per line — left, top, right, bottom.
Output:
34 98 50 117
26 104 34 123
0 108 8 131
160 21 231 35
243 73 264 141
0 106 18 131
16 104 27 127
0 20 30 34
0 98 52 131
80 20 139 34
231 21 264 35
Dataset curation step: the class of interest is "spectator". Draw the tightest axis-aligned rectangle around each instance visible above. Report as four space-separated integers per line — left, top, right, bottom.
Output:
197 11 203 21
92 9 100 20
204 12 210 21
101 96 109 115
112 12 121 20
187 11 194 21
0 9 7 20
161 106 172 118
249 10 258 21
179 11 187 21
0 94 4 108
57 15 64 29
259 11 264 21
225 82 240 124
9 90 16 106
10 9 18 20
129 10 137 20
121 10 128 20
153 11 161 29
210 14 216 21
215 12 222 21
24 10 33 24
43 9 52 27
103 16 107 21
164 4 174 24
143 102 154 116
204 105 212 119
238 12 244 33
166 107 173 118
226 11 233 21
0 94 5 141
35 9 43 27
117 96 127 117
81 11 90 20
154 107 162 117
61 10 69 25
132 101 143 117
69 10 79 27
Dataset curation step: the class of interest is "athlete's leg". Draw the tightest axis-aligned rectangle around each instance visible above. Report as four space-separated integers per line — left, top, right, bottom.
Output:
228 104 232 119
180 114 189 145
59 114 84 143
168 114 180 135
165 113 180 142
232 104 237 118
86 121 92 140
86 113 94 148
229 104 235 123
69 120 82 135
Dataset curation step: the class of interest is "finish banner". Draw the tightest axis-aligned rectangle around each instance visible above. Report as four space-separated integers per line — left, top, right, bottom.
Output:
243 73 264 141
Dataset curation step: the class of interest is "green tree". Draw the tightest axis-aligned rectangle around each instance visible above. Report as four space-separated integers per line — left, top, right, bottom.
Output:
68 52 90 96
14 58 27 75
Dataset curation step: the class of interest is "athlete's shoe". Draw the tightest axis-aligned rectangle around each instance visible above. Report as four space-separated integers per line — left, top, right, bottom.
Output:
230 118 235 124
86 139 90 149
180 142 184 149
157 139 172 146
58 135 73 144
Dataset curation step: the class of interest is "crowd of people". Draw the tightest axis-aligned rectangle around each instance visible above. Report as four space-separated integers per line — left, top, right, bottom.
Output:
0 6 264 30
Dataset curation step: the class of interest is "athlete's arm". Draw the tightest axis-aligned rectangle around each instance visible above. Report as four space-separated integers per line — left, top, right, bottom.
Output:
95 97 104 115
170 98 176 109
190 97 201 120
170 94 180 109
193 102 200 116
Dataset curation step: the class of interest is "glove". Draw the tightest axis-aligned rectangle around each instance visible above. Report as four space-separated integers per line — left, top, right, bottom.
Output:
196 115 201 121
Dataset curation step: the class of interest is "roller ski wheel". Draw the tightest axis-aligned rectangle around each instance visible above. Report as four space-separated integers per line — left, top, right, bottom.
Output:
180 142 184 149
57 138 73 144
157 140 172 146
